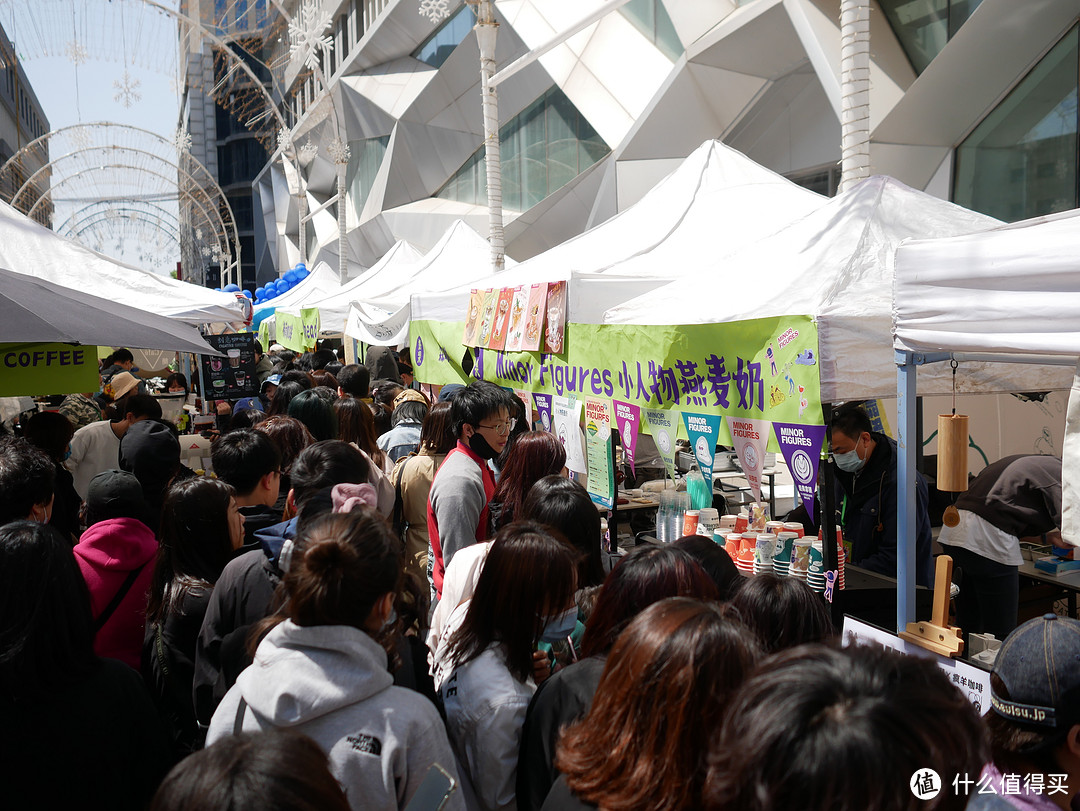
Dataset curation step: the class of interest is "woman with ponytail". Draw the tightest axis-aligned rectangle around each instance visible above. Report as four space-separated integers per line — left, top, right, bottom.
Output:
206 507 464 811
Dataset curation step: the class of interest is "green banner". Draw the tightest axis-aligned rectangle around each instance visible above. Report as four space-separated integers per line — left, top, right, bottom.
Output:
0 343 99 396
411 316 822 443
277 308 320 353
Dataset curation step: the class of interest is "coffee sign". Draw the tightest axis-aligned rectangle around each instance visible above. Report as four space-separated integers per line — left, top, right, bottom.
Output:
201 333 258 401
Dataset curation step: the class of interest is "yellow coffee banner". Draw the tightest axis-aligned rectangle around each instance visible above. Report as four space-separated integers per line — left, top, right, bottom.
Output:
0 343 99 396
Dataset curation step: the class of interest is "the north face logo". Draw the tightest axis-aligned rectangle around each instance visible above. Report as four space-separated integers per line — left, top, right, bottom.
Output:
347 733 383 756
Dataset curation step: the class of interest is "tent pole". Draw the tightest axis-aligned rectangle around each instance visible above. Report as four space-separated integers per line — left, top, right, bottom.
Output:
895 349 919 631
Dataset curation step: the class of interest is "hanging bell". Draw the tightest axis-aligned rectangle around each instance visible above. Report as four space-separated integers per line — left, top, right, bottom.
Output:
937 414 969 492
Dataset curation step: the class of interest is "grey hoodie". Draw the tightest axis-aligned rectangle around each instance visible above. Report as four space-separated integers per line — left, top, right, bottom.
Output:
207 620 464 811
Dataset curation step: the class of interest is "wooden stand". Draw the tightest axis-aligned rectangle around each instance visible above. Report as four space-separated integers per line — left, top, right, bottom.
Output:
899 555 964 658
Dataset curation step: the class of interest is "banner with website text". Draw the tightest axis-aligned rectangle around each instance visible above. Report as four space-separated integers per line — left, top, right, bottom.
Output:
411 316 822 444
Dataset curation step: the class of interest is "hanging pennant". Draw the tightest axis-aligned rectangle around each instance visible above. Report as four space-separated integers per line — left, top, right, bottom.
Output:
613 400 641 477
643 408 679 482
681 411 723 488
729 416 771 502
773 422 827 518
533 392 553 432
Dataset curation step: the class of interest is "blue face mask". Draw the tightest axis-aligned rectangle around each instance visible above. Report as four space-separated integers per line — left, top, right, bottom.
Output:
63 447 72 462
834 436 866 473
539 606 578 644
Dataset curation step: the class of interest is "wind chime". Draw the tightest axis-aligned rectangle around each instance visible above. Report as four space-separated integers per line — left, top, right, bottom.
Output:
938 359 969 526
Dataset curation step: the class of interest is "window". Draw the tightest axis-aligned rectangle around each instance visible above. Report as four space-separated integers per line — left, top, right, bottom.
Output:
345 136 390 220
619 0 682 61
436 86 609 213
953 26 1078 222
413 4 476 68
879 0 984 75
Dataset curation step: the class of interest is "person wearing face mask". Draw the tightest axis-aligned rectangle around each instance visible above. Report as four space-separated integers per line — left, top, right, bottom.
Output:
431 522 580 811
825 403 933 586
427 381 517 601
0 436 55 527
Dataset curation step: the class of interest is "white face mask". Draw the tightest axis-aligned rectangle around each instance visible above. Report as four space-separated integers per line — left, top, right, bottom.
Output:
834 436 866 473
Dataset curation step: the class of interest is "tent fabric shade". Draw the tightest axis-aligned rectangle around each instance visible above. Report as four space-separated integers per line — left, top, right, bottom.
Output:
0 200 247 325
600 175 1072 400
411 139 828 327
893 209 1080 357
0 266 222 356
263 240 423 340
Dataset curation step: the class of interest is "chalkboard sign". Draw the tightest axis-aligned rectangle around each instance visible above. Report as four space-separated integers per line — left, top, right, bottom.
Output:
200 333 258 401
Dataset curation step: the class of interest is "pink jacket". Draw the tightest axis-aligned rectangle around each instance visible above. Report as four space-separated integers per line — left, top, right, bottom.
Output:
74 517 158 670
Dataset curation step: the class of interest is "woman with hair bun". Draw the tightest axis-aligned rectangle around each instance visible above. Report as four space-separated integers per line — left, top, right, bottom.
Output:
206 507 463 811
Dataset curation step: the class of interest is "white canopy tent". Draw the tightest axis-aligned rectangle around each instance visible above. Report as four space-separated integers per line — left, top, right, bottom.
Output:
265 239 422 341
345 221 515 346
600 175 1069 401
892 207 1080 629
412 140 827 327
251 260 342 330
0 200 248 325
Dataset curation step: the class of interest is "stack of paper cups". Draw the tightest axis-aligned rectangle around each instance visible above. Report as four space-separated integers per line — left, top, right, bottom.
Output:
791 538 812 580
773 531 798 577
753 533 776 576
720 515 739 533
697 508 720 538
807 540 825 593
735 513 749 533
783 521 806 538
749 502 770 532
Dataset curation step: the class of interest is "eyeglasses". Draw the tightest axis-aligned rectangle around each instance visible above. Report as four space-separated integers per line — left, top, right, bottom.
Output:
477 417 516 436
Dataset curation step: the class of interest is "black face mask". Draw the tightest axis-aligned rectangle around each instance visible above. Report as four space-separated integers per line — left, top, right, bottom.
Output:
468 431 499 460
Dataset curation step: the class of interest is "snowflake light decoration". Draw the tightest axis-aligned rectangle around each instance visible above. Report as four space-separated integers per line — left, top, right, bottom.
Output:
113 70 142 108
277 126 293 152
299 139 319 163
327 137 351 165
195 227 204 241
65 40 88 66
173 127 192 154
288 0 334 72
419 0 453 24
201 246 212 258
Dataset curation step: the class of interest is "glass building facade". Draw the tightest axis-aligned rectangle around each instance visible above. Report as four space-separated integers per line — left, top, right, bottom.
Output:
879 0 984 74
436 86 609 213
954 26 1078 222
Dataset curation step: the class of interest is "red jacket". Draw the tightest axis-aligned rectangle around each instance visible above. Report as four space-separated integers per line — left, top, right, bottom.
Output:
74 517 157 670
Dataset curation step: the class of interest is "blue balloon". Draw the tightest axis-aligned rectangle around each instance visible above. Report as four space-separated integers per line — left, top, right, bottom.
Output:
255 286 266 298
279 279 294 292
295 262 307 271
296 268 310 281
242 289 254 299
224 283 241 293
214 287 222 292
284 270 299 284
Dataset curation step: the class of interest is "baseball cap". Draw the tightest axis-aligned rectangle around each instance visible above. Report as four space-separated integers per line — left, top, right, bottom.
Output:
991 613 1080 729
393 388 429 410
261 374 282 393
268 343 286 353
86 470 146 517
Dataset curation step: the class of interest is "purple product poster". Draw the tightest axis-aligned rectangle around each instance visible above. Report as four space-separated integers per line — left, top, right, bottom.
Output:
613 400 641 476
773 422 827 518
729 417 772 502
681 411 723 488
533 393 553 433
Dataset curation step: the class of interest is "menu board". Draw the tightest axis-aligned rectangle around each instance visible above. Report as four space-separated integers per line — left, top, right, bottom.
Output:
200 333 259 401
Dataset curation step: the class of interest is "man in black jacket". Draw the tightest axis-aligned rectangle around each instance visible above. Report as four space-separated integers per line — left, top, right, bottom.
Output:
827 403 933 587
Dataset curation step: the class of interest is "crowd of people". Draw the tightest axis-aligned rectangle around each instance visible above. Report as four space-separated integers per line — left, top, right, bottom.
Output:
2 344 1079 811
